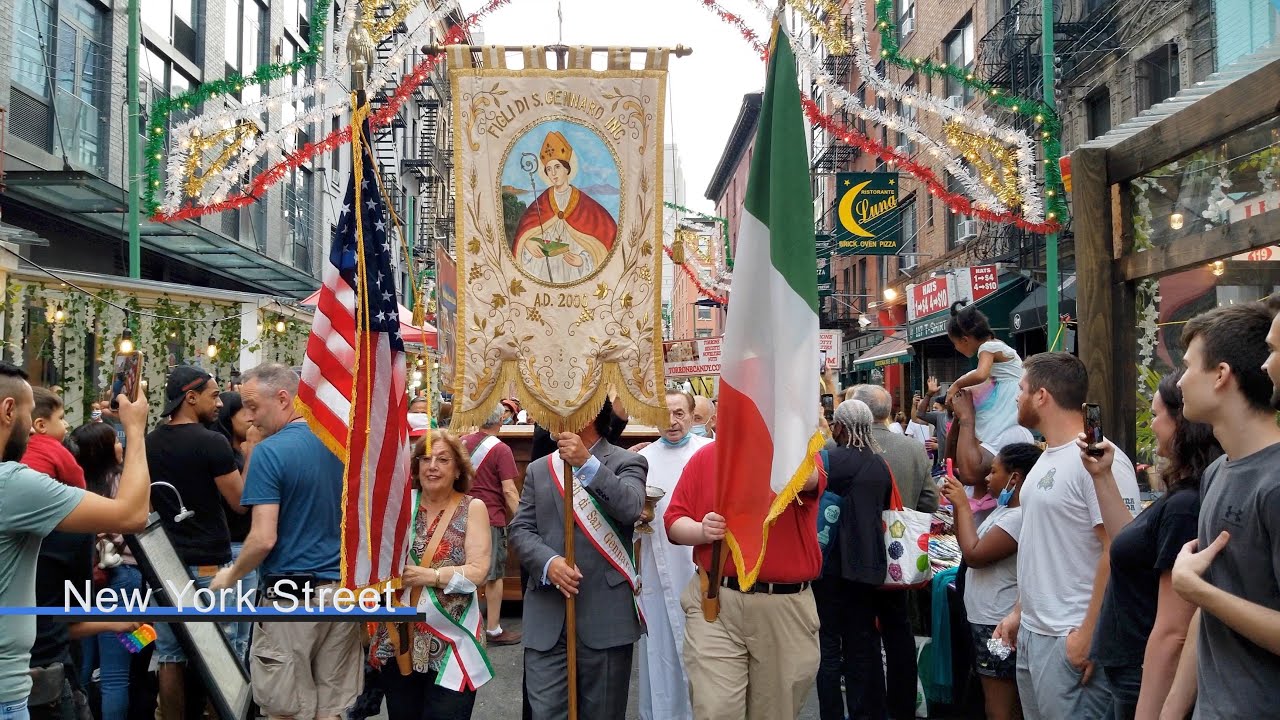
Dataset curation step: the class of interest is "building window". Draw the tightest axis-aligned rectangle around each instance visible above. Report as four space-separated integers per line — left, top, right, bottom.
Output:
56 0 110 172
141 0 201 61
695 328 713 339
14 0 53 97
286 167 315 271
696 307 712 321
900 81 917 154
1139 43 1180 112
946 175 968 249
900 199 918 270
1086 89 1111 140
897 0 915 42
226 0 268 102
944 17 975 105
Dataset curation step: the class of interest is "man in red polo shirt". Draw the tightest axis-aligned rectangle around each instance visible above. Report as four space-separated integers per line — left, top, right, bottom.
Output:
664 441 824 720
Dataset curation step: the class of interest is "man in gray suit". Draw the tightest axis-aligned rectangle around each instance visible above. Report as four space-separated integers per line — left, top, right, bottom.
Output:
509 399 648 719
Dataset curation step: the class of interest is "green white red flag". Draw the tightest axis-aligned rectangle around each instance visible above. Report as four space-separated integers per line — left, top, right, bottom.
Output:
715 21 824 589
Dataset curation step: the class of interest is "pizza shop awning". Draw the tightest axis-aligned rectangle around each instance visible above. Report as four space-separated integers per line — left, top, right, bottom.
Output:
1009 276 1078 334
852 336 913 371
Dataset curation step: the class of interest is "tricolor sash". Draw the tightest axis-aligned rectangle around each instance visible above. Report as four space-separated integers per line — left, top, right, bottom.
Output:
417 587 494 692
547 456 645 630
469 434 501 471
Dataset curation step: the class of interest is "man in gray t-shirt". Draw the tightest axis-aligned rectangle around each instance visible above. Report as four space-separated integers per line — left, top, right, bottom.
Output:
0 364 151 711
1163 301 1280 719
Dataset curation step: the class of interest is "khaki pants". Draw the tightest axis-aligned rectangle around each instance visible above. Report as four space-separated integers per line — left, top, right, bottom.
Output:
250 599 364 719
680 576 820 720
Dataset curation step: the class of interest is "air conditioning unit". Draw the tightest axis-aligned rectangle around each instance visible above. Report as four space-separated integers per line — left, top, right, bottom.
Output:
958 220 979 242
945 95 964 109
901 17 916 36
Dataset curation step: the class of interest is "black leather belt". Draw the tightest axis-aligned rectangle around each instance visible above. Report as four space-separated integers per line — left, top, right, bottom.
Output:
720 577 811 595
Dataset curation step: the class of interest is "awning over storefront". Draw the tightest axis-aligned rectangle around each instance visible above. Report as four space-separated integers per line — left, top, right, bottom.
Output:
3 171 318 297
852 335 912 371
907 273 1027 343
1009 276 1078 334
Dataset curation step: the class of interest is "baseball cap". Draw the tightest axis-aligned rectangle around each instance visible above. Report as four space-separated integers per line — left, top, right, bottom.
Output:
161 366 214 418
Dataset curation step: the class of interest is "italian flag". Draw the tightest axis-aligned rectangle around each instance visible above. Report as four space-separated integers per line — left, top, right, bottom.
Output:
716 21 823 590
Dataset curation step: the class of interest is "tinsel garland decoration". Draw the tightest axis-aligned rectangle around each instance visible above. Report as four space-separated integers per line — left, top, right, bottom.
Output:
697 0 767 57
803 97 1060 233
870 0 1067 221
182 122 260 199
152 0 515 222
663 200 733 269
144 0 335 212
757 0 1043 219
664 244 729 306
785 0 850 55
944 121 1022 209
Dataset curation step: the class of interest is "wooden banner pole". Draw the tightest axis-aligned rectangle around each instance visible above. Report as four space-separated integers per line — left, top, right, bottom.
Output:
562 454 578 720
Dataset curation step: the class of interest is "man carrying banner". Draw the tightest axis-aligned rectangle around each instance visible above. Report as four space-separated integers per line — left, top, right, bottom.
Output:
508 399 647 719
461 405 523 645
636 389 711 720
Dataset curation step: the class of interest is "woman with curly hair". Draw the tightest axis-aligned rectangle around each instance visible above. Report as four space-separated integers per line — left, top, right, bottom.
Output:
1080 372 1222 719
368 430 493 720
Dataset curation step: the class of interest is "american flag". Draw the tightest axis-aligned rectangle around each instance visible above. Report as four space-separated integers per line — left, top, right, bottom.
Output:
297 121 412 591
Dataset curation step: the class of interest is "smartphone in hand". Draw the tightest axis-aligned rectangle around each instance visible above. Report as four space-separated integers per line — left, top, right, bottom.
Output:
110 351 144 410
1083 403 1105 457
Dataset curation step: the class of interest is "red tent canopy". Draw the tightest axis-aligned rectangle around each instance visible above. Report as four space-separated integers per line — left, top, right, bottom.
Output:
300 289 437 348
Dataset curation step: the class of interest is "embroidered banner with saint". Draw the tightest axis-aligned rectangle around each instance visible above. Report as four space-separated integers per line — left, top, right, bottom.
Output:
448 47 670 432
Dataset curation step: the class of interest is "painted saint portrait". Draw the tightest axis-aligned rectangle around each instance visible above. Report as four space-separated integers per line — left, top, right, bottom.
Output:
503 122 620 285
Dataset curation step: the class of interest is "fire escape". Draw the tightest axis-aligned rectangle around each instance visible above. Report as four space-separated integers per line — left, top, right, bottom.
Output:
369 2 408 234
403 47 453 283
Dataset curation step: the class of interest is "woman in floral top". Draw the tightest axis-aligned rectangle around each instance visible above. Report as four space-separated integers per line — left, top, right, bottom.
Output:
370 430 492 720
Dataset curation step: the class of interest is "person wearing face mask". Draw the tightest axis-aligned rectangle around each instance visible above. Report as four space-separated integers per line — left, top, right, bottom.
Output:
500 398 521 426
691 395 715 438
635 390 711 720
942 442 1041 720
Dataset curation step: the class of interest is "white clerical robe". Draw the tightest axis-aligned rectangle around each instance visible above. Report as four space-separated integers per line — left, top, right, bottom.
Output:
636 434 712 720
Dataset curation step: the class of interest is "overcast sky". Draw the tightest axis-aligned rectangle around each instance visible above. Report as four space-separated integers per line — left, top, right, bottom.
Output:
466 0 771 212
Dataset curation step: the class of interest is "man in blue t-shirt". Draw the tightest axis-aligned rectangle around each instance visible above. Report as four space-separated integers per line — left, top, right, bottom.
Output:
209 363 360 720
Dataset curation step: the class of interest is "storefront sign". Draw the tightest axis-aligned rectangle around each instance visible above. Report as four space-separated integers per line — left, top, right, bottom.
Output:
1231 245 1280 262
816 233 833 299
906 264 1000 323
833 172 901 256
819 329 843 372
908 313 950 343
1228 191 1279 225
664 337 722 378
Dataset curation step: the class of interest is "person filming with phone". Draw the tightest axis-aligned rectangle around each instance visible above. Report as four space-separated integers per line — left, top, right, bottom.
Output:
993 352 1140 719
0 363 151 720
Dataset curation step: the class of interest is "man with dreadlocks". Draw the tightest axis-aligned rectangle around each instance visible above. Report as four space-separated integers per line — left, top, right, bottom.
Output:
812 399 896 720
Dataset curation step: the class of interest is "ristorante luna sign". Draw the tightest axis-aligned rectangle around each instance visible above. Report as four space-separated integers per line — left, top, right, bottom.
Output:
834 172 902 256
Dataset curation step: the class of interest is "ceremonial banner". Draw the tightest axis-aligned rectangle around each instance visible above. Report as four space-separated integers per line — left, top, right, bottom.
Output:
436 243 458 393
449 48 669 431
834 172 902 256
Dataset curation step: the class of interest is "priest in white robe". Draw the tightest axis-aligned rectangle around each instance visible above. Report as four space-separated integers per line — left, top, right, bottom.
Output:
636 389 712 720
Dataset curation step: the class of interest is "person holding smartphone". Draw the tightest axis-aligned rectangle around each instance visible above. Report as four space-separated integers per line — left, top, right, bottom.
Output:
0 363 151 720
993 353 1140 719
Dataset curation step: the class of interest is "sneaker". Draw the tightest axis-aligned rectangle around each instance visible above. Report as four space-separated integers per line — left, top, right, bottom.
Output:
486 628 522 646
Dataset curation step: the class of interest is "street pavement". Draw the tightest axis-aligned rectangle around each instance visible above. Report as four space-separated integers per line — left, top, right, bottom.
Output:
376 612 823 719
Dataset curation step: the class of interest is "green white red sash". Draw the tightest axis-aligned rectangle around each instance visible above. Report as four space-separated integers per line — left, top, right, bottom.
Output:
417 587 494 692
547 456 645 626
402 492 493 691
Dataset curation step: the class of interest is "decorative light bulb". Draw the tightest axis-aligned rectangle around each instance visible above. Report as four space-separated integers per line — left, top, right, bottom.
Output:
416 357 425 367
53 305 65 323
118 329 134 354
206 336 218 358
412 370 423 381
1034 114 1044 123
1170 212 1184 230
1211 260 1225 276
1011 104 1019 112
275 320 287 333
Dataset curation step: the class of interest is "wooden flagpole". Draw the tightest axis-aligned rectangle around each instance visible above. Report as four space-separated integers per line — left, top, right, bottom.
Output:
562 454 578 720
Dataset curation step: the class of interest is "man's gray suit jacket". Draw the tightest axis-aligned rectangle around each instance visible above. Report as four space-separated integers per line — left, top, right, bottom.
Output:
508 439 648 652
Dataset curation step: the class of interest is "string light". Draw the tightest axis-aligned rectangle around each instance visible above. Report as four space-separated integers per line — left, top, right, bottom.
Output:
1170 212 1184 230
118 329 134 354
1211 260 1225 276
206 335 218 358
53 305 65 323
275 320 287 333
944 122 1024 209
